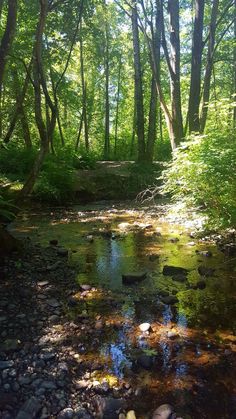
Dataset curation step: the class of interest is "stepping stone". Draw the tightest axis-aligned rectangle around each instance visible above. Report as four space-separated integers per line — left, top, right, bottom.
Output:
122 272 147 285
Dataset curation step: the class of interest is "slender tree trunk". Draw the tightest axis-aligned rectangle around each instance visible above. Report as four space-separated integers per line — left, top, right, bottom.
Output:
130 105 136 158
4 63 32 144
103 0 110 159
80 22 89 150
188 0 205 133
200 0 219 133
131 0 145 161
146 3 161 162
114 55 122 158
20 106 32 148
233 0 236 127
0 86 2 138
18 0 49 200
0 0 17 89
75 110 84 150
167 0 184 143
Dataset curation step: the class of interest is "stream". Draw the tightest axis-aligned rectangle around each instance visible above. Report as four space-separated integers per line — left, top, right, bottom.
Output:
10 201 236 418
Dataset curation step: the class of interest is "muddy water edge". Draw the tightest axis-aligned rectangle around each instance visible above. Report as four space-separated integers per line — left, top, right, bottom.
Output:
6 201 236 418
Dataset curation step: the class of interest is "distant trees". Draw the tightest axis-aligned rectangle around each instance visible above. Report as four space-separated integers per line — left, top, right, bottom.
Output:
0 0 235 196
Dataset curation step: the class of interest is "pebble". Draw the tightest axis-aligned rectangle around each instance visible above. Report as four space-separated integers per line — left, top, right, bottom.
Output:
126 411 136 419
57 408 74 419
0 360 14 369
152 404 174 419
139 323 151 332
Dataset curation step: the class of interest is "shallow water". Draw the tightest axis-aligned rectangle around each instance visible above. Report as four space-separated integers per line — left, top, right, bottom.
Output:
11 201 236 418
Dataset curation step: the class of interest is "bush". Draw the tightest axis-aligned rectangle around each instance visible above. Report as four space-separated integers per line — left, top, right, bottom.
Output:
33 156 76 203
0 143 37 179
162 130 236 228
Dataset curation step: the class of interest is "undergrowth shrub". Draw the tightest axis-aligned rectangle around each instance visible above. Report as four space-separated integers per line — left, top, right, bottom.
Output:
0 143 37 179
162 130 236 228
34 156 76 203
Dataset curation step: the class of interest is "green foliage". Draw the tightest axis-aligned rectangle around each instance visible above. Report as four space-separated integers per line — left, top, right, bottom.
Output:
162 130 236 228
33 154 76 203
0 194 17 221
0 143 37 180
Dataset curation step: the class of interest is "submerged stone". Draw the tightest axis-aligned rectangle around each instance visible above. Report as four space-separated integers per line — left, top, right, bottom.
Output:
163 265 188 277
198 266 215 276
152 404 174 419
57 248 69 257
122 272 147 285
161 295 178 305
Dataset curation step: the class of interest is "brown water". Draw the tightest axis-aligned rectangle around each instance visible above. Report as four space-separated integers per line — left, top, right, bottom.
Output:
11 201 236 418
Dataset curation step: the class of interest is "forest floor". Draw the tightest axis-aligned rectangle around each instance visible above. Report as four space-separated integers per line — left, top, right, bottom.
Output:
0 201 236 419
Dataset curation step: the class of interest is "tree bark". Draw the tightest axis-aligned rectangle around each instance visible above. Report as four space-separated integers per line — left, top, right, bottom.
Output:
4 62 32 144
0 0 17 89
80 22 89 150
146 2 161 162
104 0 110 160
18 0 50 200
188 0 205 133
233 0 236 127
200 0 219 133
131 0 145 161
114 54 122 158
167 0 184 143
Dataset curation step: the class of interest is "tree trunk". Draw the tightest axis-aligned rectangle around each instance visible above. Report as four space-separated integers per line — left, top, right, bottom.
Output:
20 106 32 148
131 0 145 162
75 110 84 150
146 3 161 162
103 0 110 160
188 0 205 133
80 22 89 151
200 0 219 133
0 0 17 89
114 55 122 158
18 0 50 200
4 64 32 144
167 0 184 144
233 0 236 127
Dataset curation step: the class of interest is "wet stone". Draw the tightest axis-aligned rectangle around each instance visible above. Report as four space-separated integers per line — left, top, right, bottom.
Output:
122 272 147 285
57 408 74 419
137 354 154 370
198 266 215 277
152 404 175 419
57 248 69 257
1 339 21 352
46 298 61 308
95 397 125 419
0 361 14 369
16 397 41 419
161 295 178 305
163 265 188 277
80 284 92 291
139 323 151 332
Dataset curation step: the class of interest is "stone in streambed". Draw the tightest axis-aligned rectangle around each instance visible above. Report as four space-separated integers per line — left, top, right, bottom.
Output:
126 411 136 419
95 397 125 419
172 274 187 283
0 360 14 369
163 266 188 277
57 248 68 257
161 295 178 305
16 397 41 419
198 266 215 276
57 408 74 419
49 239 58 246
80 284 92 291
137 354 154 369
1 339 21 352
139 323 151 332
122 272 147 285
149 254 160 262
152 404 175 419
